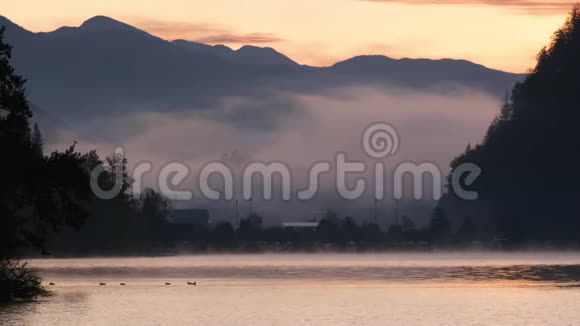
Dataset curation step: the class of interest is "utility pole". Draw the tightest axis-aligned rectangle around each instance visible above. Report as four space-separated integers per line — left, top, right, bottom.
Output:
249 197 253 216
235 199 239 229
394 198 399 225
373 198 378 225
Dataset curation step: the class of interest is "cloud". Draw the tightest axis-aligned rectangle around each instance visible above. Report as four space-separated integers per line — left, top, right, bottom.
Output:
363 0 572 15
129 18 282 44
193 33 282 44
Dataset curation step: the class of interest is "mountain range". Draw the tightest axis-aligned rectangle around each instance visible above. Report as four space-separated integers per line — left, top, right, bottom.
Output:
0 15 523 126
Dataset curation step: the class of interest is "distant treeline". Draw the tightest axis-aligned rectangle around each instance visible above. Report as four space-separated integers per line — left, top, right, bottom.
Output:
39 148 504 255
46 205 549 256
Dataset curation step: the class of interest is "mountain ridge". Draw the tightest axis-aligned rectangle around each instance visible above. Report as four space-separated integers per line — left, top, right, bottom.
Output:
0 14 523 123
0 14 522 73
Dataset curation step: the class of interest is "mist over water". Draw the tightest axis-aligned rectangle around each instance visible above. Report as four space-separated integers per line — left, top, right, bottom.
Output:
3 253 580 326
29 252 580 283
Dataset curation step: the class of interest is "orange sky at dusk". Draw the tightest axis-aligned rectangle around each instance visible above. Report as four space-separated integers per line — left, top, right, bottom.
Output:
2 0 574 72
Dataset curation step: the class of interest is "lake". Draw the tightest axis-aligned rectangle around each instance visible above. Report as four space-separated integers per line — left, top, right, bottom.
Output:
2 253 580 325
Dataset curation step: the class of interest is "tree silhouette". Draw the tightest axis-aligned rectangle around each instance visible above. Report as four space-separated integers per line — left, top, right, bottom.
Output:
30 122 43 158
402 215 416 231
429 207 450 241
444 5 580 243
238 214 263 243
0 26 95 301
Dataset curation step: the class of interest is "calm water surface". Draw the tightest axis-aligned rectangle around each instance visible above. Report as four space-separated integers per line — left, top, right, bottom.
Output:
2 253 580 325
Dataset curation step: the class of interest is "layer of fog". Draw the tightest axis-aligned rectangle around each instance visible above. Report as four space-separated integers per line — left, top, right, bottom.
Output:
46 85 500 227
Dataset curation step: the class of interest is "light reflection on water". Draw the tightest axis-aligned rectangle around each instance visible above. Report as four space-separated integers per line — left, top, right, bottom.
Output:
2 253 580 325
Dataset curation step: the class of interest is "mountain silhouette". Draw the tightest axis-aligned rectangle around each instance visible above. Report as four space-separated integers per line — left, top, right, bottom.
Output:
331 55 515 89
0 15 522 122
172 40 297 66
79 15 139 32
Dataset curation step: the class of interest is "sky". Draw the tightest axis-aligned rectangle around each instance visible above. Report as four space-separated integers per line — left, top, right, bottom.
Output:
1 0 572 72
